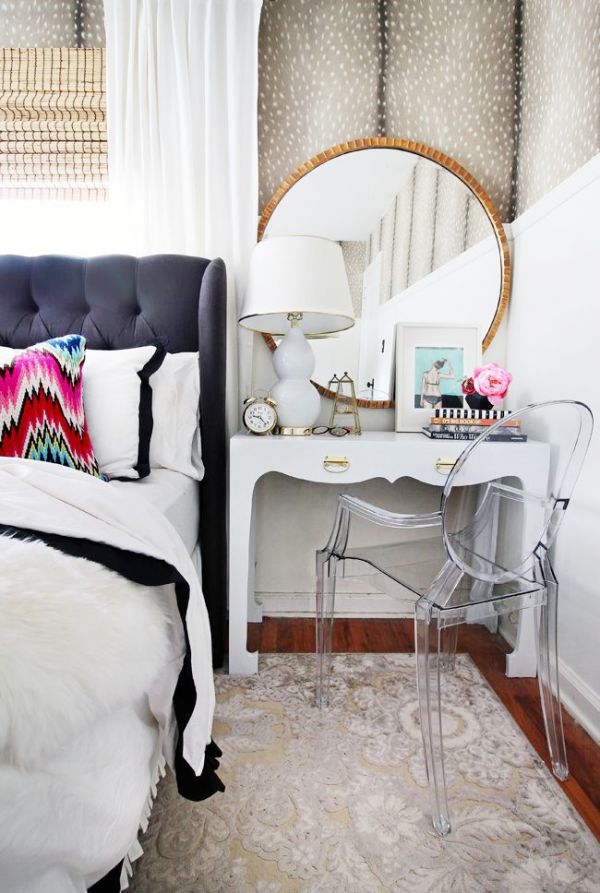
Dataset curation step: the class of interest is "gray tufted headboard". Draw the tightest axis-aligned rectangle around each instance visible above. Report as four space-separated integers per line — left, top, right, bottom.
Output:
0 253 227 667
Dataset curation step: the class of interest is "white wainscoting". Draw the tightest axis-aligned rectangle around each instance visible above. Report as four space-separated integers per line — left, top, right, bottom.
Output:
505 151 600 743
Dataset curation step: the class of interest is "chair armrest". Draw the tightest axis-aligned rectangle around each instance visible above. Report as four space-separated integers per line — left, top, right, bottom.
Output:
339 494 442 529
486 481 553 509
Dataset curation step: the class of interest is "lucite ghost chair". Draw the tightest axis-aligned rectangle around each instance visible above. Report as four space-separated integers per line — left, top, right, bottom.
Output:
315 400 593 837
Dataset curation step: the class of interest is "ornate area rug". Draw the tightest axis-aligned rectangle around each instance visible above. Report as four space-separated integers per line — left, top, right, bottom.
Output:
129 654 600 892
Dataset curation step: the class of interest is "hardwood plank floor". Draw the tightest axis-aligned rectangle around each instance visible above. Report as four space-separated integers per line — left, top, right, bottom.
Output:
245 617 600 840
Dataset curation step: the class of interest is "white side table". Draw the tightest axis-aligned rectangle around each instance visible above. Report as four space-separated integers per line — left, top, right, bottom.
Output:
228 431 550 675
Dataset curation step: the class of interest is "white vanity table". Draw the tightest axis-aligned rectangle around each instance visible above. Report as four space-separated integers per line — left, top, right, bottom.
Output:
228 430 550 676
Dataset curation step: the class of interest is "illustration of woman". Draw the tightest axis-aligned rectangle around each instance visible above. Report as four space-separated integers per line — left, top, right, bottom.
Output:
420 358 455 408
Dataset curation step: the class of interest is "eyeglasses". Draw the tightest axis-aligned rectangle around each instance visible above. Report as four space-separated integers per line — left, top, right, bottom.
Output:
313 425 352 437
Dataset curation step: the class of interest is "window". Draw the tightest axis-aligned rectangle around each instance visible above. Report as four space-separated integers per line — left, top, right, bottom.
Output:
0 47 107 201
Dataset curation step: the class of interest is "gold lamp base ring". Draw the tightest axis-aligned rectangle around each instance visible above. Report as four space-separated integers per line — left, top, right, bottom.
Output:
279 425 313 436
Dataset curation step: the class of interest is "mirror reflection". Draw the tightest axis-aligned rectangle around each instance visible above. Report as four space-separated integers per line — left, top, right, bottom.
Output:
259 140 510 408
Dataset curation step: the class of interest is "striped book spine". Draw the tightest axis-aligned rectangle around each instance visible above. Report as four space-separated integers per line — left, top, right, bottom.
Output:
433 408 510 420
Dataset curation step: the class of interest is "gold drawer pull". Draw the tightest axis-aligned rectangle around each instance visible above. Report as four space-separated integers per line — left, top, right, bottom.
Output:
435 457 456 475
324 455 349 473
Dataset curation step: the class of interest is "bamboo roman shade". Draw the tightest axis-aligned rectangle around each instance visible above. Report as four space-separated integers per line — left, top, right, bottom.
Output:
0 47 107 200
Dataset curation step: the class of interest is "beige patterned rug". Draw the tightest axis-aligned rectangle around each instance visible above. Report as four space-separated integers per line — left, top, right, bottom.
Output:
128 654 600 892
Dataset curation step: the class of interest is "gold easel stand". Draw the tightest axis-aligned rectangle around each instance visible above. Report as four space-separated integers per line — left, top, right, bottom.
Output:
328 372 362 434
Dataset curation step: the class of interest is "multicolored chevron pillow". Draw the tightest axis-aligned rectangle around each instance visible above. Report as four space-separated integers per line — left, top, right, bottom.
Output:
0 334 105 479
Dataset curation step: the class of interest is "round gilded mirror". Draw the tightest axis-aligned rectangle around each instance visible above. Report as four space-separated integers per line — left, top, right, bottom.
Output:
258 138 510 409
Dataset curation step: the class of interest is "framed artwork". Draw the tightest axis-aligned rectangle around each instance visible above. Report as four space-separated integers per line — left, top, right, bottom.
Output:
394 322 482 432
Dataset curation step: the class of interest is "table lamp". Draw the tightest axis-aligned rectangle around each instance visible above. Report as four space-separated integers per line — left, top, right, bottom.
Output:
239 235 355 435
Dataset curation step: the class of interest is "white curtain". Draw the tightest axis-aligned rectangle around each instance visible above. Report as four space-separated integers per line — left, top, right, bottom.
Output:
103 0 263 434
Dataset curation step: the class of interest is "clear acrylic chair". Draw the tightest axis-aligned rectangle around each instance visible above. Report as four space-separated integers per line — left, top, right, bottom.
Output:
315 400 593 837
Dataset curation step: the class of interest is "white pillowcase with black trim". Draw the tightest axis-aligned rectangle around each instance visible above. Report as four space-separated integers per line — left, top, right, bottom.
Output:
84 343 166 479
85 347 203 482
149 351 204 481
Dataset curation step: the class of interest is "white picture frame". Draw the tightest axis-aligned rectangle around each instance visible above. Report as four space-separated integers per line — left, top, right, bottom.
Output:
394 322 483 432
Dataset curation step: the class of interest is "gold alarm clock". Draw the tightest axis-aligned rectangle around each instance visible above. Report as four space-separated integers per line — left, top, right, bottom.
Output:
242 390 278 435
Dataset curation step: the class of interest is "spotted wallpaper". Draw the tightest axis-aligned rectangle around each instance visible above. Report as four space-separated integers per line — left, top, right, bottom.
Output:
516 0 600 215
258 0 382 210
383 0 518 223
0 0 105 46
259 0 600 222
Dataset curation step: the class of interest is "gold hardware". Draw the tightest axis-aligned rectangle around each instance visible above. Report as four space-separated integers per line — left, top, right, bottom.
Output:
323 455 349 473
279 425 313 436
435 458 456 475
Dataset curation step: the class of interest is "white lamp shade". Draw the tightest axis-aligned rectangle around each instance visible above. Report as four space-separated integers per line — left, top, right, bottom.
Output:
239 235 355 335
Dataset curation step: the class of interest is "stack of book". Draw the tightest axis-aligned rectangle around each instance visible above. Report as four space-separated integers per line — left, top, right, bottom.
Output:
422 408 527 442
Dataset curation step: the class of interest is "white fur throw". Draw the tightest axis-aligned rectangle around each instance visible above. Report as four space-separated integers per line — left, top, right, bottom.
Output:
0 535 176 769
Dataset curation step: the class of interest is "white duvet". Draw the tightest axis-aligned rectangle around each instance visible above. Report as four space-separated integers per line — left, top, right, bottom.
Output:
0 458 216 893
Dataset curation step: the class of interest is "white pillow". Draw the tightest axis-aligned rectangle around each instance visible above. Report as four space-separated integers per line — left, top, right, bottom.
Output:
150 352 204 481
84 344 165 479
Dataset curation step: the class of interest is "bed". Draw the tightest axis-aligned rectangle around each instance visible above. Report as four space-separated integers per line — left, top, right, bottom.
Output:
0 254 227 892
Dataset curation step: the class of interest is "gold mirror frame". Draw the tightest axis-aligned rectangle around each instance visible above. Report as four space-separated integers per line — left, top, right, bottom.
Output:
258 137 511 409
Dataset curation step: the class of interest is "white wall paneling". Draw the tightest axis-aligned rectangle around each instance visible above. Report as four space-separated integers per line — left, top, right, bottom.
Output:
505 152 600 742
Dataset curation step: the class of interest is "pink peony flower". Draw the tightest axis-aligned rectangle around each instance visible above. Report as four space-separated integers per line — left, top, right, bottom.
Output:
472 363 512 405
461 376 476 395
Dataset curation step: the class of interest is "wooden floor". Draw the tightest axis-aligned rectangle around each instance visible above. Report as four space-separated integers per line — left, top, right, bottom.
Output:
246 617 600 841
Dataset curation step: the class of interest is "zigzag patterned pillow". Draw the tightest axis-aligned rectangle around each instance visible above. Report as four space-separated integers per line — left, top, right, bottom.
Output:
0 334 105 479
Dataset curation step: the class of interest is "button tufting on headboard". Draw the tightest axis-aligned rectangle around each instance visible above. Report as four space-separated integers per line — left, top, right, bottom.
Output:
0 254 211 352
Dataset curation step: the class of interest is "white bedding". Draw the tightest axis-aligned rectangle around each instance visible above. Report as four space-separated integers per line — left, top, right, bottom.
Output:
110 469 200 555
0 459 216 893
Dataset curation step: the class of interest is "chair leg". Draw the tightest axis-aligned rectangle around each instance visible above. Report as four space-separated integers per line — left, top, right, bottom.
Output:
415 598 451 836
315 550 337 708
536 559 569 781
440 623 458 673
